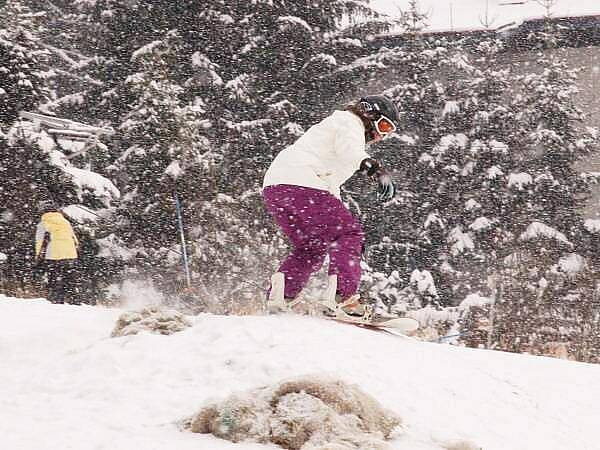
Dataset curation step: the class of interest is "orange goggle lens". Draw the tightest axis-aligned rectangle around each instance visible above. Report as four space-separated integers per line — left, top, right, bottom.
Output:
374 115 396 135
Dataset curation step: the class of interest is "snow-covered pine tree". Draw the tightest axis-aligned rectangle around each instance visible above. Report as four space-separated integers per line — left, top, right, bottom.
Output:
484 16 600 358
354 3 598 341
0 0 49 128
417 39 517 304
380 14 599 359
107 30 213 293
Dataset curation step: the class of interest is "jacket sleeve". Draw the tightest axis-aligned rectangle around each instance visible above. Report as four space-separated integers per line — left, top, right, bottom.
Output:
35 220 47 258
72 228 79 248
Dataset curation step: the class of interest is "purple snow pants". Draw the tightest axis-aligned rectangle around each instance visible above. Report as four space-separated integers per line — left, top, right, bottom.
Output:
263 184 365 300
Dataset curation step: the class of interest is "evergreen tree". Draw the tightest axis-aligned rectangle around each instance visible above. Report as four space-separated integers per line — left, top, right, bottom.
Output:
355 3 598 315
109 30 213 293
483 18 600 356
0 0 49 128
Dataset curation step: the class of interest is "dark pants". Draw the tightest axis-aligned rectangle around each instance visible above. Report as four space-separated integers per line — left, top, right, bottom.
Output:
263 184 364 300
45 260 78 304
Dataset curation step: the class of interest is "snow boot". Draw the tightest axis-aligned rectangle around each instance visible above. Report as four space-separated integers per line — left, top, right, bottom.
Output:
266 272 302 314
321 294 372 320
317 275 371 319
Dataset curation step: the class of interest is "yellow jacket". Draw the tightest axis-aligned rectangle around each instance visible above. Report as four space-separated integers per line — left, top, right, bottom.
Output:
35 212 79 260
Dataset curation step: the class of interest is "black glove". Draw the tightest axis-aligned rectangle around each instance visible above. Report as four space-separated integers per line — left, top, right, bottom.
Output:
359 158 396 202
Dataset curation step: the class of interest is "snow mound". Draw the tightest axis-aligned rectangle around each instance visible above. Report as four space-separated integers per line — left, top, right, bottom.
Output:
111 306 192 337
187 376 401 450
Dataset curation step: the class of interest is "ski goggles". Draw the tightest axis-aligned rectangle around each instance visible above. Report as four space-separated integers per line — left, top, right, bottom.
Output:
373 115 397 136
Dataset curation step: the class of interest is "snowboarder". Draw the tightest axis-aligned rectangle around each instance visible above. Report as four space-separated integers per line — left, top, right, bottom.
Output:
262 94 399 315
34 201 80 304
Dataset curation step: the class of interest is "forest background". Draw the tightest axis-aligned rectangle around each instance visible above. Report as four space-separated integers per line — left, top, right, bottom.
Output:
1 0 599 362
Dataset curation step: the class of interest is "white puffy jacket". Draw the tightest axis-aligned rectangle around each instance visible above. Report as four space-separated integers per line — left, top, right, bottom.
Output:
263 110 369 198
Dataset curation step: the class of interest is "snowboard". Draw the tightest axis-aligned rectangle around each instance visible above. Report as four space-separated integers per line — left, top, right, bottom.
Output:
325 314 419 337
267 272 419 336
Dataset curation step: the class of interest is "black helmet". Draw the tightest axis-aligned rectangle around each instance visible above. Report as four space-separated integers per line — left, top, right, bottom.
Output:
359 95 399 126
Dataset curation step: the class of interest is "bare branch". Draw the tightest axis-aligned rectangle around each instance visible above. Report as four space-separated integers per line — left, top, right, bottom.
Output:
534 0 558 17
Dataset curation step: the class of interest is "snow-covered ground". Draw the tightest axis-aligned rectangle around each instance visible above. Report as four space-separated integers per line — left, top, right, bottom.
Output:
1 295 599 450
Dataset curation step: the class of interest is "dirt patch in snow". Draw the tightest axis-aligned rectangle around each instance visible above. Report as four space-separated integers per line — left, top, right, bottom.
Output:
111 307 192 337
186 376 401 449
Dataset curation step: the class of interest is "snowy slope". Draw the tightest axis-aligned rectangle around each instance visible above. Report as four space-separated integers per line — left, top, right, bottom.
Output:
1 295 599 450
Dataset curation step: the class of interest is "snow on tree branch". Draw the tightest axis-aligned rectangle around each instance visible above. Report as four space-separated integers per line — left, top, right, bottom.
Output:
508 172 533 189
519 221 572 247
449 226 475 256
277 16 313 33
469 217 493 231
584 219 600 233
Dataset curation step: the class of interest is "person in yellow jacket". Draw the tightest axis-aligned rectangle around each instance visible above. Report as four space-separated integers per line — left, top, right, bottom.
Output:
35 201 79 304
